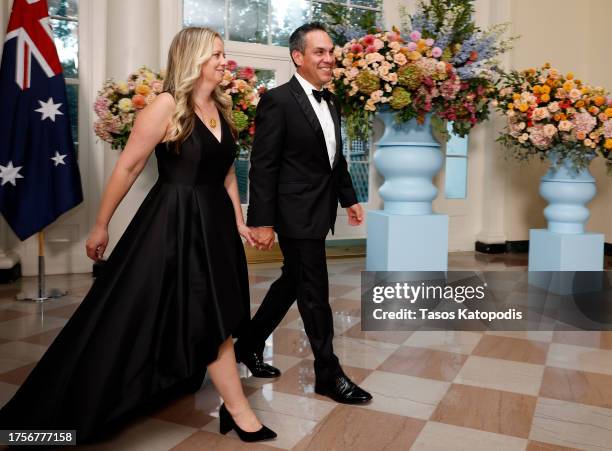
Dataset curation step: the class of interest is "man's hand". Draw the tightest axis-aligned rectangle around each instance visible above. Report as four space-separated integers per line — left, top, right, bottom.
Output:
252 226 275 251
346 203 364 226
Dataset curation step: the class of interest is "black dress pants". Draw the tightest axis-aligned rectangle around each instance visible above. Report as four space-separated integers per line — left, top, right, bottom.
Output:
238 235 340 382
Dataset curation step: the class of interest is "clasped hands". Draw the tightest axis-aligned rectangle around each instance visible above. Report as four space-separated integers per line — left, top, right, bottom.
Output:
237 203 364 251
237 224 275 251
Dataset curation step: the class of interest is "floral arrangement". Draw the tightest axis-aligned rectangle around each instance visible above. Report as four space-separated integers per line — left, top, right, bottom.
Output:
496 64 612 171
93 63 264 152
330 0 515 141
94 67 164 150
219 60 265 153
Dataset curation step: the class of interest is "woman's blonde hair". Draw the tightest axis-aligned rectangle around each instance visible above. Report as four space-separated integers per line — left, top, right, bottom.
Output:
163 27 236 151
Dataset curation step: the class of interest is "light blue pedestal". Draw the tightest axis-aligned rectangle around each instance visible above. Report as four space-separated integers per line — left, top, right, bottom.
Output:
528 229 604 294
366 211 448 271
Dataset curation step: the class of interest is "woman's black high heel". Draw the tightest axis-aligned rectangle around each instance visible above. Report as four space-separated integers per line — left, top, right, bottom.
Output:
218 403 277 442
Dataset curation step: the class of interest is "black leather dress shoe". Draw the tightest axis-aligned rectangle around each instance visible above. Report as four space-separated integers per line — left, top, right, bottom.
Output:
315 373 373 404
236 349 281 378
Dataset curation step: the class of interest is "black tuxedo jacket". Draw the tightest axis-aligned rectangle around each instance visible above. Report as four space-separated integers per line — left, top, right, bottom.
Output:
247 76 358 239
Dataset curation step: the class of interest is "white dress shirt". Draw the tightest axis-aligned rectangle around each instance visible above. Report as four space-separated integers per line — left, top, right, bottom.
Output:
295 72 337 168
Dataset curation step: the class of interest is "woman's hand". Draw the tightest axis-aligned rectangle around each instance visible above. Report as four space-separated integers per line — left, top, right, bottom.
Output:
237 223 256 247
86 225 109 261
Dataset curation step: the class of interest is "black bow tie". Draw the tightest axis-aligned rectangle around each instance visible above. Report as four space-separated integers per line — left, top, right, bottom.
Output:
312 88 331 103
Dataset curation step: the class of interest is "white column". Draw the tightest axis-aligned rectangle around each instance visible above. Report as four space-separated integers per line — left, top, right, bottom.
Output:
104 0 161 253
475 0 512 245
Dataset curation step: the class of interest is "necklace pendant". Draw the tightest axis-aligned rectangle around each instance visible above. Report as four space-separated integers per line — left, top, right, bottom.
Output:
209 118 217 128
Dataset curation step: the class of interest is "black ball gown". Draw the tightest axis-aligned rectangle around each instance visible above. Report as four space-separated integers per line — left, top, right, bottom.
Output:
0 113 251 442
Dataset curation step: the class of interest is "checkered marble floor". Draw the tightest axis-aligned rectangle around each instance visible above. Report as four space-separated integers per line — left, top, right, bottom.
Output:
1 252 611 450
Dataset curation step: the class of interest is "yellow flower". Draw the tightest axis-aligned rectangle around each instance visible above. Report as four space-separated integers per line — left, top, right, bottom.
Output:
605 138 612 149
575 100 585 109
533 85 542 94
117 81 129 95
135 84 151 96
566 72 574 80
507 103 515 110
541 85 551 94
541 94 550 102
605 108 612 118
518 103 529 112
118 97 133 113
512 93 521 101
563 81 574 91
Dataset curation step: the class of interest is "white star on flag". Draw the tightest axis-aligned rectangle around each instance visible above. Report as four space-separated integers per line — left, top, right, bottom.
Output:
50 151 67 166
35 97 63 122
0 161 24 186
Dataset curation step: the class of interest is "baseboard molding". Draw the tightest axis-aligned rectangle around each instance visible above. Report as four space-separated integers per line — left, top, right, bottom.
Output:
0 262 21 283
475 240 530 254
506 240 530 253
475 241 506 254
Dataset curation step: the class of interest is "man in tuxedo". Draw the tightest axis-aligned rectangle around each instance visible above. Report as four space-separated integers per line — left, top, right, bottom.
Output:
235 23 372 404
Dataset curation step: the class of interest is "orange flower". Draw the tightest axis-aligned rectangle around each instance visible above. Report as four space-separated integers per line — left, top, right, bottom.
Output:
566 72 574 80
589 106 599 115
507 103 515 110
605 108 612 118
594 96 605 106
533 85 542 94
541 94 550 102
518 103 529 112
605 139 612 150
132 94 146 109
135 84 151 96
513 93 521 101
576 131 587 140
575 100 585 109
553 113 562 122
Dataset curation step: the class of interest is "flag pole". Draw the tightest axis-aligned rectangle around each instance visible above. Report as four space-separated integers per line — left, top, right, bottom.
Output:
16 230 67 302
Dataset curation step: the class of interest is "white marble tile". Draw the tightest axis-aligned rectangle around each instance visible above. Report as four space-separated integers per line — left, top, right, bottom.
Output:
0 341 48 373
331 336 398 370
454 355 545 396
412 421 528 451
547 343 612 375
247 388 334 422
403 331 483 355
360 370 450 420
530 397 612 451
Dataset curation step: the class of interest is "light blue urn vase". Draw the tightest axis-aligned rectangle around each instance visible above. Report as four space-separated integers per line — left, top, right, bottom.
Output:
528 150 604 278
366 111 448 272
374 112 444 214
539 152 597 234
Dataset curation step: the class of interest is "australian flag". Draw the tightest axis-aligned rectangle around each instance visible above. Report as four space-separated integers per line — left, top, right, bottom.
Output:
0 0 82 241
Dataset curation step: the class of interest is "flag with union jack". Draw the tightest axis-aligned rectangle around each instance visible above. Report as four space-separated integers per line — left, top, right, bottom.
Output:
0 0 82 241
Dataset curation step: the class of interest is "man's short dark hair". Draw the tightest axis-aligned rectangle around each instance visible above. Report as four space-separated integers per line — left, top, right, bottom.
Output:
289 22 328 67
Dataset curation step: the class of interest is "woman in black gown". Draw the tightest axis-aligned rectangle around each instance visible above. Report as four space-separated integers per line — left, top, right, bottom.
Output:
0 27 276 444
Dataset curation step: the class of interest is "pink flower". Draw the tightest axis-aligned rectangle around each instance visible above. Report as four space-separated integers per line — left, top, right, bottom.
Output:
238 67 255 80
409 31 421 41
532 107 550 121
607 96 612 107
94 97 110 117
543 124 557 138
529 125 553 149
350 43 364 54
431 47 443 58
366 45 377 54
425 38 435 47
362 35 375 46
387 32 402 42
568 88 582 102
558 120 573 132
131 94 146 110
374 39 384 50
571 112 597 134
226 60 238 71
604 120 612 138
406 42 417 51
